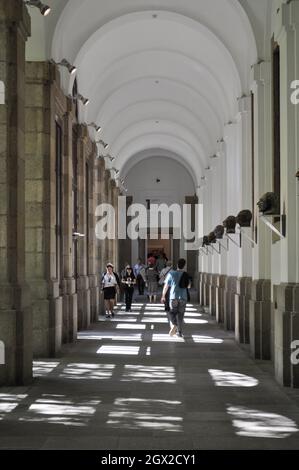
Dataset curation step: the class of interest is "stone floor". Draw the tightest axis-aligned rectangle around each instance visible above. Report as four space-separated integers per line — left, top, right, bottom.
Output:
0 299 299 450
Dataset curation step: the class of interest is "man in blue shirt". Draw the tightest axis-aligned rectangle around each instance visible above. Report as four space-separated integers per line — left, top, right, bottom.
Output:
161 258 188 338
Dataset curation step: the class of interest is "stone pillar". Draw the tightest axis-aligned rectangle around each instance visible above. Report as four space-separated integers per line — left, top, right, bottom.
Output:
0 0 32 385
76 125 91 330
60 103 77 344
274 284 299 387
250 56 272 360
249 279 272 359
223 276 237 331
96 157 106 315
88 143 99 324
273 1 299 386
25 62 64 356
103 169 111 265
235 277 252 343
119 195 132 272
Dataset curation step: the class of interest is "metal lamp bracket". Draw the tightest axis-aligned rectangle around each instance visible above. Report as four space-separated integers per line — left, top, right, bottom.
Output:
259 214 286 239
226 233 242 248
211 243 221 254
238 227 257 246
217 238 229 251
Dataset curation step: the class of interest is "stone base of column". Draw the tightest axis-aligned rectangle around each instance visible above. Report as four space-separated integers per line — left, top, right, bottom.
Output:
28 280 63 357
249 279 272 360
216 275 226 324
274 283 299 388
192 272 200 303
89 275 99 323
209 274 217 316
60 278 78 344
199 273 205 307
203 273 211 310
77 276 91 331
0 283 32 386
235 277 252 344
223 276 237 331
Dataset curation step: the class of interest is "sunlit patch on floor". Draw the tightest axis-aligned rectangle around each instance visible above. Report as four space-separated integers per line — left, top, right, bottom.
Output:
59 363 115 380
184 319 208 325
192 335 223 344
0 394 28 420
209 369 259 387
96 345 140 355
19 394 100 427
33 361 60 377
121 365 176 384
227 405 299 438
116 324 146 330
141 317 168 323
79 332 143 342
107 398 183 432
152 334 184 342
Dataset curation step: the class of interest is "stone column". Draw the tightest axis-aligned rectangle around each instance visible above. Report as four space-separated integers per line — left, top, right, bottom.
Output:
250 59 272 358
103 169 111 265
119 195 133 271
88 143 99 324
25 62 64 355
96 157 106 315
274 284 299 387
76 125 90 330
234 96 253 344
273 1 299 386
0 0 32 385
60 102 77 344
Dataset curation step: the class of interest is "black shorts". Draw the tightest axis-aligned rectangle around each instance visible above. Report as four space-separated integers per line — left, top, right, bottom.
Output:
103 286 116 300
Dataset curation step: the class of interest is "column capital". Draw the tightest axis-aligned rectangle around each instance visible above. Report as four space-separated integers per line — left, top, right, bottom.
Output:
237 95 251 114
0 0 31 40
252 61 271 85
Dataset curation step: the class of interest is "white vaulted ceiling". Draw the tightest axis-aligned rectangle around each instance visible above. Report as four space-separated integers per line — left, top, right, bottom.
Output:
27 0 261 185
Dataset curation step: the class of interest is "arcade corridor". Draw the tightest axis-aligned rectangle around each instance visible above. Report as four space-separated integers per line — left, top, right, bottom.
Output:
0 301 299 450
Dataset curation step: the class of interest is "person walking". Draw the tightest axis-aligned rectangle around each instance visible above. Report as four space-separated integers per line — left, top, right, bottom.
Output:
101 263 120 318
133 258 145 295
145 259 159 303
121 266 136 312
161 258 189 337
159 260 172 312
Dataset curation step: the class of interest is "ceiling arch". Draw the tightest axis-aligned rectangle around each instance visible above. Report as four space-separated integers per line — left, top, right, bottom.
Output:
47 0 258 185
121 149 198 191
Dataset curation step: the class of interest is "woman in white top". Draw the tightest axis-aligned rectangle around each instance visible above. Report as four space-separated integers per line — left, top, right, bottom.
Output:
101 263 120 318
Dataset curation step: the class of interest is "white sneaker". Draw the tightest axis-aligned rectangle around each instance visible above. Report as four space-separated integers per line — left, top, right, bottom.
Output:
169 324 177 336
